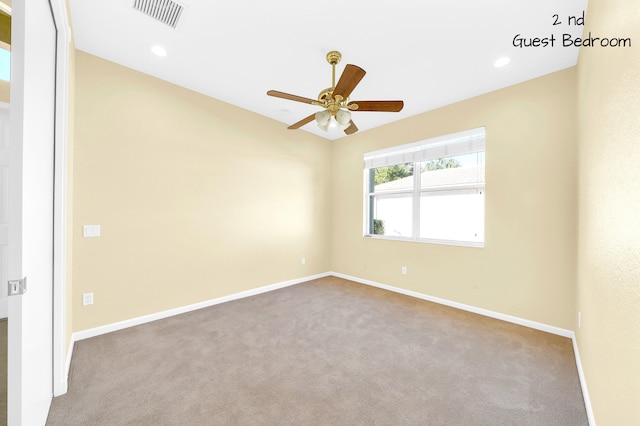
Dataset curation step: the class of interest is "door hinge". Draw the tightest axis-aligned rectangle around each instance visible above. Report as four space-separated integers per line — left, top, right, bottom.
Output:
8 277 27 296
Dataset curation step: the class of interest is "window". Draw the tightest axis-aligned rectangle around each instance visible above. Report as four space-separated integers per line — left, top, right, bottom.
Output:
0 48 9 82
364 128 485 247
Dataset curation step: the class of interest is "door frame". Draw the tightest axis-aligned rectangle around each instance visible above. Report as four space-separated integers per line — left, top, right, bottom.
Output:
49 0 71 397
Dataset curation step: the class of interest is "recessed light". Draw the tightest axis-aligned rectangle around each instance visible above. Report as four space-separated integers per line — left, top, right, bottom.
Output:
151 45 167 57
494 57 510 68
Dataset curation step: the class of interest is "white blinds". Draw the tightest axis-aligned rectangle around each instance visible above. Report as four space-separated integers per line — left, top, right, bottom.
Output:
364 127 485 169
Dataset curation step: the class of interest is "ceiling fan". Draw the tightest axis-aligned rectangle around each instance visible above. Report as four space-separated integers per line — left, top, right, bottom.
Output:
267 51 404 135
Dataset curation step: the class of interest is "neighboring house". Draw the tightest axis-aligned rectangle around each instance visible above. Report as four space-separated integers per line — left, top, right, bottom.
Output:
375 165 485 191
373 165 485 241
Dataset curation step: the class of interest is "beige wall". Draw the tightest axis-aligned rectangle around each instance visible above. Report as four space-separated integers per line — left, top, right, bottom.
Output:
577 0 640 423
330 68 578 330
72 52 331 330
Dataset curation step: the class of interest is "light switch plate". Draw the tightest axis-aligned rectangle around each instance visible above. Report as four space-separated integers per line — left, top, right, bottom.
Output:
83 293 94 306
83 225 101 237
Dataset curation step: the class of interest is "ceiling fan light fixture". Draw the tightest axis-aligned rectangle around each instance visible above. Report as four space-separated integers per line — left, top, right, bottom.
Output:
267 51 404 136
336 109 352 130
315 110 331 131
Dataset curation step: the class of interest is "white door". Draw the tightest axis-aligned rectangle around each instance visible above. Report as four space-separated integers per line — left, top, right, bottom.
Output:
0 105 9 319
7 0 57 423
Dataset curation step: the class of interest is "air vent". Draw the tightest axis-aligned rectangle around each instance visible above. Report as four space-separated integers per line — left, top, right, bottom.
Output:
133 0 184 29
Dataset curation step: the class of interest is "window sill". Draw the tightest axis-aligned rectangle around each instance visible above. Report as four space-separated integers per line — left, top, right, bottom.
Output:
363 234 484 248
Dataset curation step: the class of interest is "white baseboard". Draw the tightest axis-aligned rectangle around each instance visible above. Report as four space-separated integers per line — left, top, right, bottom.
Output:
71 272 330 342
58 338 74 396
571 334 596 426
330 272 573 337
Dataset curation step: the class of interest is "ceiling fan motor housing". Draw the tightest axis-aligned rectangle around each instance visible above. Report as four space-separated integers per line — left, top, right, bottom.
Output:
317 88 348 114
318 87 333 102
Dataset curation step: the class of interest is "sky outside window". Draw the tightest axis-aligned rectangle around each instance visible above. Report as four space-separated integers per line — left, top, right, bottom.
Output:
0 48 9 81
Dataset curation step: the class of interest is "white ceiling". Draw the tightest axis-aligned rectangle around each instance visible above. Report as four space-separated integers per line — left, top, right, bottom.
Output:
68 0 588 140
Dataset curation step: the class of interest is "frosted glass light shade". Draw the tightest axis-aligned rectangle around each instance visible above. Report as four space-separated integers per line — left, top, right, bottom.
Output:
315 110 330 124
315 109 351 132
336 109 351 130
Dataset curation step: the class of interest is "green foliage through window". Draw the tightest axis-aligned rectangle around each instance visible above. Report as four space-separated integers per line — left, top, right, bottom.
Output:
373 159 461 186
373 163 413 185
373 219 385 235
422 158 461 171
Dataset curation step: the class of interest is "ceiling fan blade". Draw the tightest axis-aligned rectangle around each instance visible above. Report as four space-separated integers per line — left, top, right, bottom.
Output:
344 121 358 135
287 113 316 129
332 64 366 100
267 90 317 105
348 100 404 112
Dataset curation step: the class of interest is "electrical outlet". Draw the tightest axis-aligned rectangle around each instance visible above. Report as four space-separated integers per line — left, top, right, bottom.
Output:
301 257 306 265
83 293 94 306
83 225 101 238
401 266 407 275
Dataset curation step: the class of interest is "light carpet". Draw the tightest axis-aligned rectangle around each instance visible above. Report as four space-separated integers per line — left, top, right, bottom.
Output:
47 276 588 425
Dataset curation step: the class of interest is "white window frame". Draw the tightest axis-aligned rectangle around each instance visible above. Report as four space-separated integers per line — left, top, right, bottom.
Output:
363 127 486 248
